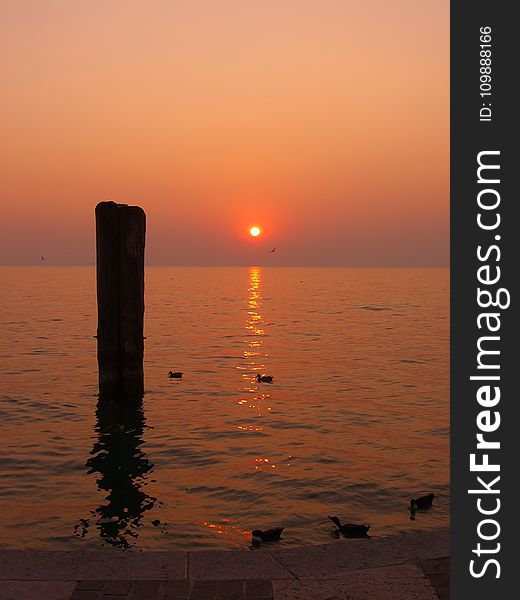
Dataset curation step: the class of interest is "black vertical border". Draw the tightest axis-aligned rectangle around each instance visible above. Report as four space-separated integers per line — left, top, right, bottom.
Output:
451 1 517 598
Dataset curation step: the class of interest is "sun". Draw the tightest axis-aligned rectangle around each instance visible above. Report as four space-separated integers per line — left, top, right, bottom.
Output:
249 226 261 237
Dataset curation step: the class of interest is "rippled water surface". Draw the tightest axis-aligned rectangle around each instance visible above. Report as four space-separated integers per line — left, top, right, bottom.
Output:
0 267 449 550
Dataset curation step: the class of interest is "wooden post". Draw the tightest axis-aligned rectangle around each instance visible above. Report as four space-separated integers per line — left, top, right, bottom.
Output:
96 201 146 401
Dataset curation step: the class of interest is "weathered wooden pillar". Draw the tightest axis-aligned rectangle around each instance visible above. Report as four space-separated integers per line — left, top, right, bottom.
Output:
96 201 146 401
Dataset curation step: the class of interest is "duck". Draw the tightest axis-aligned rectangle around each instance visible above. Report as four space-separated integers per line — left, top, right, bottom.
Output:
256 373 273 383
252 527 284 543
410 493 435 511
328 516 370 538
168 371 183 379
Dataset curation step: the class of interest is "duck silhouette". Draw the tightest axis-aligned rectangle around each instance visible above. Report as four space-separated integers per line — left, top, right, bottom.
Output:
410 493 435 511
328 516 370 538
256 373 273 383
252 527 284 543
168 371 183 379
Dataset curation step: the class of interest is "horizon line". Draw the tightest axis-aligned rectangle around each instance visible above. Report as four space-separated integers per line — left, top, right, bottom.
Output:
0 263 450 269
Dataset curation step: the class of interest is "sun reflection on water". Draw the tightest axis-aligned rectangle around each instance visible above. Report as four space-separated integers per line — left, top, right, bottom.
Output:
196 519 250 541
235 267 272 415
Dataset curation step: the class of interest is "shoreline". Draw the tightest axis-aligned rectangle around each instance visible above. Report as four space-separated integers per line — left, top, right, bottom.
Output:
1 528 449 599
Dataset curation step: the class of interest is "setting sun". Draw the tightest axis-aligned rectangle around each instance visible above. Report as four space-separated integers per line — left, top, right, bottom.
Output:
249 227 261 237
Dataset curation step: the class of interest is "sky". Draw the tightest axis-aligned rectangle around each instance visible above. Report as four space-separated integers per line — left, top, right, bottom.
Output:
0 0 449 266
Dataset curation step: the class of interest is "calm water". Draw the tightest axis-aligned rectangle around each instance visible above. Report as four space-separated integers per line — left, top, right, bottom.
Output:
0 267 449 550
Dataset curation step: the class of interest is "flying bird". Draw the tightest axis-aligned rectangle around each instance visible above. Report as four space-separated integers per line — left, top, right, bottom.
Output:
266 247 276 253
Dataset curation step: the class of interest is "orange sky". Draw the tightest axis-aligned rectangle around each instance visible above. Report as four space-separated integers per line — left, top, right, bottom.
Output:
0 0 448 266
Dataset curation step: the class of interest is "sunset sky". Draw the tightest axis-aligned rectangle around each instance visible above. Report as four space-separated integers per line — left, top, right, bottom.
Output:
0 0 448 266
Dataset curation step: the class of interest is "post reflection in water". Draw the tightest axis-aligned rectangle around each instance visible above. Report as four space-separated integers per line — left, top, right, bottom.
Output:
77 399 159 548
236 267 272 419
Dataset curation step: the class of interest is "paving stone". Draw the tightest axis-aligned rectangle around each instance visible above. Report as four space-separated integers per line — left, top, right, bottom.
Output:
418 557 450 576
103 580 133 595
214 580 245 599
424 573 449 600
0 581 76 600
246 580 272 598
191 580 217 598
417 556 450 600
271 563 438 600
189 551 289 580
215 591 243 600
192 581 217 592
164 579 191 597
189 592 214 600
77 581 106 591
217 580 244 594
70 591 102 600
133 580 162 599
191 579 219 599
270 530 449 579
0 551 187 581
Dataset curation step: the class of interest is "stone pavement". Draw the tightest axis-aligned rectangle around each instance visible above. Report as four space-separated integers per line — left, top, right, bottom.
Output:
0 529 449 600
418 557 450 600
68 579 272 599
